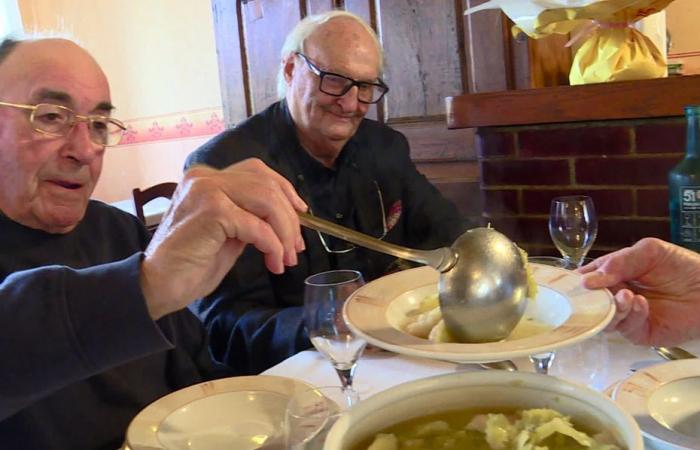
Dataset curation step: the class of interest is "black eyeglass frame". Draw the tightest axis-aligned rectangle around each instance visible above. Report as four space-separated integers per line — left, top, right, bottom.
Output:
309 180 388 254
295 52 389 104
0 101 127 146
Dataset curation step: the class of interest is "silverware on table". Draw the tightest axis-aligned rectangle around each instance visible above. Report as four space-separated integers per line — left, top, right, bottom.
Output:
653 346 697 361
479 360 518 371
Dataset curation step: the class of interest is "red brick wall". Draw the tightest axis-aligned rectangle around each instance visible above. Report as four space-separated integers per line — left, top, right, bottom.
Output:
476 117 687 256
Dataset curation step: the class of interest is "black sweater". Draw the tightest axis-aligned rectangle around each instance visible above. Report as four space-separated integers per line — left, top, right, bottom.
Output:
0 201 225 450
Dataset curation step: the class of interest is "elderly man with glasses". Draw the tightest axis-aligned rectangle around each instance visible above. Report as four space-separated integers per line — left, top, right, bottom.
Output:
0 37 306 449
185 11 467 375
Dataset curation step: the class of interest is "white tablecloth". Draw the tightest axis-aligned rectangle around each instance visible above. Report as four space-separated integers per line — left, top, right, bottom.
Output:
263 334 700 398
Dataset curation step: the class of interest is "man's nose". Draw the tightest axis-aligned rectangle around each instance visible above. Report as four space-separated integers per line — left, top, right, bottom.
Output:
63 121 103 162
337 85 361 111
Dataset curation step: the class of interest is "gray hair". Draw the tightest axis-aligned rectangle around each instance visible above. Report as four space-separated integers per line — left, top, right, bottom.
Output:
276 10 383 99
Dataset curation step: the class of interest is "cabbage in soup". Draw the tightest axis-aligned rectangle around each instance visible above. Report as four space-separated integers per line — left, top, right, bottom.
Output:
356 407 623 450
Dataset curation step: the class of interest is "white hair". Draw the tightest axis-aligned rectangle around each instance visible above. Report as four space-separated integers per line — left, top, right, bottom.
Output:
276 10 383 99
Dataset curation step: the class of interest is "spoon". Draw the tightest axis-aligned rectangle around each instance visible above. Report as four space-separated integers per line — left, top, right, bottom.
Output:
298 212 528 342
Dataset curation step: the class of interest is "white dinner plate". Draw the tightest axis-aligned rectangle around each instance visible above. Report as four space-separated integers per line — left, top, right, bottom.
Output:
124 375 312 450
613 359 700 450
343 264 614 363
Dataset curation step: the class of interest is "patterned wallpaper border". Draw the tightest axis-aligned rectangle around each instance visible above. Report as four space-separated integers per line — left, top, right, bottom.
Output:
118 107 225 146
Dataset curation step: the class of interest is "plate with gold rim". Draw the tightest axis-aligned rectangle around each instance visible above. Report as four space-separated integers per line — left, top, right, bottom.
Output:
343 264 614 363
124 375 312 450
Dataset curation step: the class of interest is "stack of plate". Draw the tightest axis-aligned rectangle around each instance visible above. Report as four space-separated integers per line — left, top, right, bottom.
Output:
607 359 700 450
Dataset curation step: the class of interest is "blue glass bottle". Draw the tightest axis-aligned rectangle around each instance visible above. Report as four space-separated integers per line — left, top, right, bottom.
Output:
669 105 700 252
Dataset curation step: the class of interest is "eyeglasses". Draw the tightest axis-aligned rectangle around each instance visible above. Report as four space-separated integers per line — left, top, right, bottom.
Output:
296 52 389 104
0 101 127 146
311 180 388 254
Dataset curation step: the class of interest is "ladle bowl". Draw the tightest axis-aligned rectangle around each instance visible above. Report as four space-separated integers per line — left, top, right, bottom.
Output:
440 227 528 342
298 212 528 342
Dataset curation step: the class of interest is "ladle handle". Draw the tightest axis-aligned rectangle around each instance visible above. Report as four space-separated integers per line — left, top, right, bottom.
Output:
298 211 457 272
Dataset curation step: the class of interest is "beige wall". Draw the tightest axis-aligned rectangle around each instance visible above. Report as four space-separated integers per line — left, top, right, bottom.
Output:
667 0 700 75
18 0 223 202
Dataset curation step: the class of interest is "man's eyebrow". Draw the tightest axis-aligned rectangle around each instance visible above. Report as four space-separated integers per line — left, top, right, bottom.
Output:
31 89 115 113
95 102 115 113
32 89 72 105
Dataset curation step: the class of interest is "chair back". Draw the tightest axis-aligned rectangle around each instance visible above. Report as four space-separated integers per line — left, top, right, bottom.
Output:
132 182 177 225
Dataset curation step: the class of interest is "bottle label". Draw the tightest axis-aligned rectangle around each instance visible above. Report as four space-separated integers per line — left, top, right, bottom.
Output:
679 187 700 242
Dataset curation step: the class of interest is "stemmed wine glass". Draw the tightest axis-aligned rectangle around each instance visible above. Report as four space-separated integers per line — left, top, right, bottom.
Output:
530 195 598 374
548 195 598 269
304 270 367 391
284 386 359 450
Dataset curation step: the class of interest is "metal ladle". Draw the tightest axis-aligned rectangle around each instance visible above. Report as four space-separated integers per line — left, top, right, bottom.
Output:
299 212 529 343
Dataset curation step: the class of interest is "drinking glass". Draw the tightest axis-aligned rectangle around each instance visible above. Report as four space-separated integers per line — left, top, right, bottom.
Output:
549 333 610 390
548 196 598 375
549 195 598 269
525 256 563 374
284 386 359 450
304 270 367 390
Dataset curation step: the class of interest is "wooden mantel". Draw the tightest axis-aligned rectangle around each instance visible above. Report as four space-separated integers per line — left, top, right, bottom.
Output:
446 75 700 128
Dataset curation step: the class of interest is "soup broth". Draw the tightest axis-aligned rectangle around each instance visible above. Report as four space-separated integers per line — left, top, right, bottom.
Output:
353 407 623 450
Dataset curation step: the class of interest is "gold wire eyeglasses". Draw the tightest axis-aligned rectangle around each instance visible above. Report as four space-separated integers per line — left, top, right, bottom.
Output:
0 101 126 146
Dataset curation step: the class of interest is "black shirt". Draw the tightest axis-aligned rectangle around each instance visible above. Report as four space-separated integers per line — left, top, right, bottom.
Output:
185 100 467 374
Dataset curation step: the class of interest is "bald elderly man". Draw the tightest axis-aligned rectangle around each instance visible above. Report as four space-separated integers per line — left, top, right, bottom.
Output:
186 11 467 375
0 37 305 449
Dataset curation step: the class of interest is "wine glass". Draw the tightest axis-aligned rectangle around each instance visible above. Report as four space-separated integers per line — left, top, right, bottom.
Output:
549 195 598 269
284 386 359 450
531 196 598 374
304 270 367 390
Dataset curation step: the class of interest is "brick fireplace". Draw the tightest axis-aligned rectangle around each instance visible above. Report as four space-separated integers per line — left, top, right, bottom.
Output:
476 118 685 256
446 75 700 257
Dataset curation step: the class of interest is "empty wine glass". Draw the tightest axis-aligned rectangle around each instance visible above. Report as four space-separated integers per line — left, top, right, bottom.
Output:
549 195 598 269
529 351 556 375
284 386 359 450
531 198 598 374
304 270 367 390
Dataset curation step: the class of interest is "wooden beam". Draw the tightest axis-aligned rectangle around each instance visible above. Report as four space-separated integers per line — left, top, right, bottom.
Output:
210 0 248 127
462 0 511 93
447 75 700 128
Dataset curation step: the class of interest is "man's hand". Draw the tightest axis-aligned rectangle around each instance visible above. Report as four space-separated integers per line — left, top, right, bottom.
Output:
579 238 700 346
140 159 307 319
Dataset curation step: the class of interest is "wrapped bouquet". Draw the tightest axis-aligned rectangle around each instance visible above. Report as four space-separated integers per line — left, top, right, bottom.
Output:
465 0 676 85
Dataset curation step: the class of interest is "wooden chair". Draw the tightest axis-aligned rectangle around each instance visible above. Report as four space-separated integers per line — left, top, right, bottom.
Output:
132 182 177 228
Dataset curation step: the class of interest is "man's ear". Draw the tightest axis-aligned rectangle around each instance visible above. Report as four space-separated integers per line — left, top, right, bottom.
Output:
282 53 296 84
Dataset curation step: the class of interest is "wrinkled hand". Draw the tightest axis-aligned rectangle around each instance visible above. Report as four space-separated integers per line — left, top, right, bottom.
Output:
140 159 307 319
579 238 700 346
